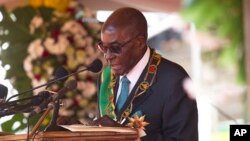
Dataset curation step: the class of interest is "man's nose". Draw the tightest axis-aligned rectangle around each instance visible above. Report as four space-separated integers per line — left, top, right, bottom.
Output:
104 49 115 60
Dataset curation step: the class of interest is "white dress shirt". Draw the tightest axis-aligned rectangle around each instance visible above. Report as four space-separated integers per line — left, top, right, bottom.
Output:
116 47 150 102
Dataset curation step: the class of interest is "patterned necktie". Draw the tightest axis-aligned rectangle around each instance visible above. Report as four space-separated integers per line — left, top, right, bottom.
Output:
117 76 130 112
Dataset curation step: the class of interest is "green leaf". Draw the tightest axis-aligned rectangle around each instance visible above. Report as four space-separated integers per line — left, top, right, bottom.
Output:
1 114 26 133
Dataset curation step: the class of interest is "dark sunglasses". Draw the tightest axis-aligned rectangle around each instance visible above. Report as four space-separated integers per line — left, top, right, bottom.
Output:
97 35 140 54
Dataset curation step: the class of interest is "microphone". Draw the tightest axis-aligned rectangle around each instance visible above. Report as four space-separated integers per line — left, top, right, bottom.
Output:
86 58 103 73
10 91 51 112
0 91 51 117
53 79 77 101
28 96 53 118
0 84 8 104
29 80 77 117
46 66 69 89
54 66 70 82
0 91 52 109
6 58 103 102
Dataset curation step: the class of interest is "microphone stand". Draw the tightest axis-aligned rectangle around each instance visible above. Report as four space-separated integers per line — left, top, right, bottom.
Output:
44 99 67 131
29 103 54 139
45 80 77 131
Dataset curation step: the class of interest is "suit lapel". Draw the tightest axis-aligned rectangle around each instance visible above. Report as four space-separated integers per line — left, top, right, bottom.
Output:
131 77 157 113
130 49 156 113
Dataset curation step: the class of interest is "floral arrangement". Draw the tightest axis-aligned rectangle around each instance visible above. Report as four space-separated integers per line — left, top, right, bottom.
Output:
0 0 103 132
24 2 103 120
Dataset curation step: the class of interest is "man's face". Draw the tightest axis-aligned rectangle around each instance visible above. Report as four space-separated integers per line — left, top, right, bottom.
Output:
99 26 141 75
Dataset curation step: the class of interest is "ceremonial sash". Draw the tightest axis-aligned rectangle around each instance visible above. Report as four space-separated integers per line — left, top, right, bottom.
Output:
99 66 116 120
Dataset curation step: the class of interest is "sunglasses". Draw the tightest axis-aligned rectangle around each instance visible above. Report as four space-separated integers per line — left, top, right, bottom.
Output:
97 35 140 54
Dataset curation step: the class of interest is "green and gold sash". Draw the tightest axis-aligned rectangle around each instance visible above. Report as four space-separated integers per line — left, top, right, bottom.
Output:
99 66 116 120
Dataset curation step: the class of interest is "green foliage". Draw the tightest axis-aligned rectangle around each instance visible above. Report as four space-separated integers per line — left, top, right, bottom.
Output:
182 0 245 83
1 114 40 133
0 6 55 93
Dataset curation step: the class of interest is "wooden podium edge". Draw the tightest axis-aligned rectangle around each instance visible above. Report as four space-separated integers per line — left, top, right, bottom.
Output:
0 130 139 141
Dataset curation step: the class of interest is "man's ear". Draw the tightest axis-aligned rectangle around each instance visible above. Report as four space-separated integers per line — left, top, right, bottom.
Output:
135 35 147 49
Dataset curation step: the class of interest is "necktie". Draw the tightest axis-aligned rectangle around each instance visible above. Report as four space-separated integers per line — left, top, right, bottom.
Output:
117 76 130 112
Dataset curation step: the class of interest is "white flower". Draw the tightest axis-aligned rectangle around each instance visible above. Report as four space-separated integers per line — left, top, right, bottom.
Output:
23 56 35 80
44 37 54 46
44 36 69 55
30 16 44 34
32 78 47 94
61 20 87 36
28 39 44 59
23 56 33 73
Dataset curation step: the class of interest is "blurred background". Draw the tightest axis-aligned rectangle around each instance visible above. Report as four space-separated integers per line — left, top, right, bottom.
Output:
0 0 249 141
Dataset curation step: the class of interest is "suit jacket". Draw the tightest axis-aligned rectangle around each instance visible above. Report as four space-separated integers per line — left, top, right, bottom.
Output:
97 50 198 141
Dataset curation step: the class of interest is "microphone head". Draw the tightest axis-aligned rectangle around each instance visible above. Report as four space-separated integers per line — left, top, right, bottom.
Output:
32 91 52 106
54 66 69 82
46 66 69 89
87 58 103 73
56 80 77 100
0 84 8 102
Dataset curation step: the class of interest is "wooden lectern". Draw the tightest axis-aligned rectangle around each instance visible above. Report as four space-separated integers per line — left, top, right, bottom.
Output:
0 128 138 141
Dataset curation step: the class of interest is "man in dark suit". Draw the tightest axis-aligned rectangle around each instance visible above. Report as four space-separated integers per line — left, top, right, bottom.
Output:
96 7 198 141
